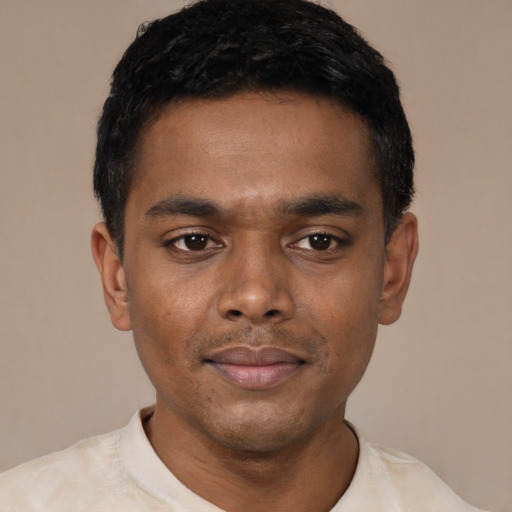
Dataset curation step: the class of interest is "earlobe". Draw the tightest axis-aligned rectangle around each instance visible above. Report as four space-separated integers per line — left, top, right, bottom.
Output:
91 223 132 331
378 213 419 326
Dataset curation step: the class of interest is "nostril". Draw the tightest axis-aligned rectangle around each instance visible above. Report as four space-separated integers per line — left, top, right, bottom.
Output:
224 308 285 321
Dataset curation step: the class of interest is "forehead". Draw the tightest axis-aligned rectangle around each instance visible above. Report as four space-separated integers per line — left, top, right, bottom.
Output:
128 91 380 218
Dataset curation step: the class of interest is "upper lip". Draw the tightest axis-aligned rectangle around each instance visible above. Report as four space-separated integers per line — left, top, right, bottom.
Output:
206 346 304 366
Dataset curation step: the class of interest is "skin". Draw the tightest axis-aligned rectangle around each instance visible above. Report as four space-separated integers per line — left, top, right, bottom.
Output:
92 91 418 512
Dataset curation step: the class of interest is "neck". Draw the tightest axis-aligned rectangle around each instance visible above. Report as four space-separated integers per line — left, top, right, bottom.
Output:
145 401 359 512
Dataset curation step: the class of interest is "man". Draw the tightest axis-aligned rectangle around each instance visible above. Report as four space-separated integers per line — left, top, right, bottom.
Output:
0 0 487 510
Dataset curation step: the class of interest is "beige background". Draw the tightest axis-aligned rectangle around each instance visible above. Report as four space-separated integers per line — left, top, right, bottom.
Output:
0 1 510 510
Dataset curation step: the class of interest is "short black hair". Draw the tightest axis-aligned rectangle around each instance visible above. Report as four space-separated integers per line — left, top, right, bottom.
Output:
94 0 414 257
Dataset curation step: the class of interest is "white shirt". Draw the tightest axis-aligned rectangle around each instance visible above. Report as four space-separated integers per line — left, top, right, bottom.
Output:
0 408 486 511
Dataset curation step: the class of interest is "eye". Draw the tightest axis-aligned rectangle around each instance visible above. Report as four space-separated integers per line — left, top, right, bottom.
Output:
293 233 343 251
169 233 221 252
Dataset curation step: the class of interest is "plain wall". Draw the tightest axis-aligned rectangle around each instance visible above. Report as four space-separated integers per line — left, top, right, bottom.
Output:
0 1 510 510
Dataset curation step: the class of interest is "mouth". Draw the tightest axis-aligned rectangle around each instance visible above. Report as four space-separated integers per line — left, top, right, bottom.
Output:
204 346 306 390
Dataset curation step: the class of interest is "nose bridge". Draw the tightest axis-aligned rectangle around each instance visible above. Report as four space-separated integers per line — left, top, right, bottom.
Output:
218 234 294 324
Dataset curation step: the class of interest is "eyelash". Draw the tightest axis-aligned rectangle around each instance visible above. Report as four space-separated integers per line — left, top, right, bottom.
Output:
292 231 348 252
165 230 348 253
166 231 221 252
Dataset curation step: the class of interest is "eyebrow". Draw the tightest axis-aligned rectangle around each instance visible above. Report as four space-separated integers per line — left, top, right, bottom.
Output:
145 194 363 220
145 197 221 218
279 195 364 217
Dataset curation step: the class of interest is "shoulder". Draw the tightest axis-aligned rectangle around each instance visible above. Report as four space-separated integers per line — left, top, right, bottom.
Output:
336 431 489 512
0 428 124 510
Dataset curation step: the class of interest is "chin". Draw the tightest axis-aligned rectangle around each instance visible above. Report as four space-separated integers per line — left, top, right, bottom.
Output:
202 407 320 454
212 426 303 454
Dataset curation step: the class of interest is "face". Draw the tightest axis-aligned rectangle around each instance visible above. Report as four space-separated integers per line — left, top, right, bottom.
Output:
93 91 417 453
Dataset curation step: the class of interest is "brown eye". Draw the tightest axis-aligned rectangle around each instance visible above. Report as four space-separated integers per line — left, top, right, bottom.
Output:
182 234 208 251
171 233 216 252
308 234 333 251
293 232 344 252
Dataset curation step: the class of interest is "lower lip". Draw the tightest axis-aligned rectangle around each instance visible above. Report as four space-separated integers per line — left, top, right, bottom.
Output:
207 362 302 389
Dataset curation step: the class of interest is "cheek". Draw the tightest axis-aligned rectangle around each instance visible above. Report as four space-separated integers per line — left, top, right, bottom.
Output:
300 256 382 374
129 259 211 329
126 272 202 375
302 254 383 332
127 262 228 387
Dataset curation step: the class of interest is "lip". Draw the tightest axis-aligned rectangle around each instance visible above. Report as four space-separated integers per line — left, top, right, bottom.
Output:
205 346 305 390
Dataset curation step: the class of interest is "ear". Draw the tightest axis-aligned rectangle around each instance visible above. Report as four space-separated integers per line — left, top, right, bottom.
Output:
378 212 419 325
91 222 132 331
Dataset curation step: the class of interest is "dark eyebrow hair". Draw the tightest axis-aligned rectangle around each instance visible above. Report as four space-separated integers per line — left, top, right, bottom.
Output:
145 196 220 218
280 195 364 217
145 194 363 220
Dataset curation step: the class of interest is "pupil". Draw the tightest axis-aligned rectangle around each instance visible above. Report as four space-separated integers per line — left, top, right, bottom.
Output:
185 234 207 251
310 234 331 251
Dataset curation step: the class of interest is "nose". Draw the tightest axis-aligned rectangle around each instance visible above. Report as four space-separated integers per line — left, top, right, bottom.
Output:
217 246 295 325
